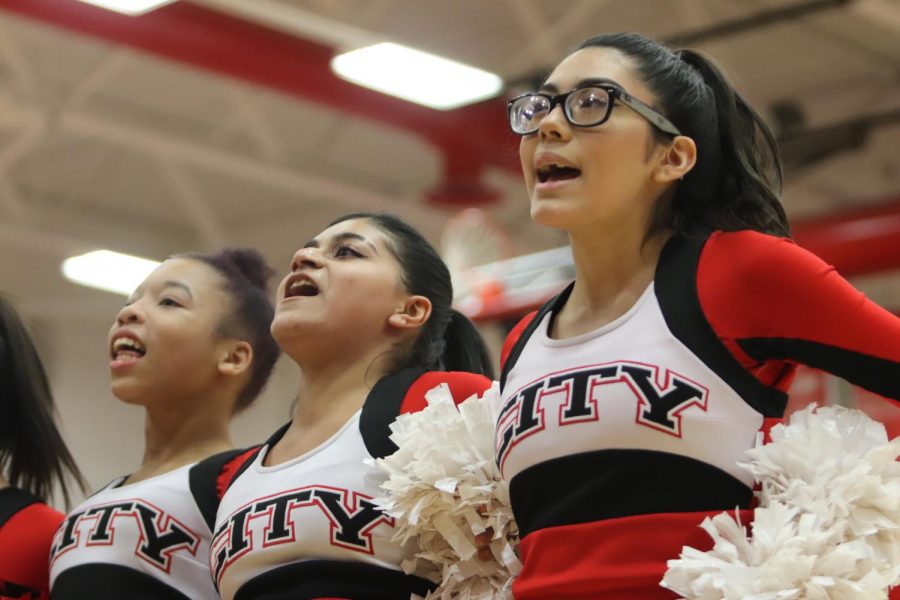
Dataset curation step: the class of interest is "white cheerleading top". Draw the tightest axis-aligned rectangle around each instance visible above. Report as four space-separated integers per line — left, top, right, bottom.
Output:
49 463 215 599
211 367 492 600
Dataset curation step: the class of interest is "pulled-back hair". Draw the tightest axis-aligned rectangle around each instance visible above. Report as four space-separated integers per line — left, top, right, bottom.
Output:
329 213 494 379
179 248 280 410
575 33 790 237
0 297 87 505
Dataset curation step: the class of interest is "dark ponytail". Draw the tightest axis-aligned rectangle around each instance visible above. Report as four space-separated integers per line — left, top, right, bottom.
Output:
178 248 281 411
441 309 494 376
0 297 87 506
576 33 790 237
329 213 495 380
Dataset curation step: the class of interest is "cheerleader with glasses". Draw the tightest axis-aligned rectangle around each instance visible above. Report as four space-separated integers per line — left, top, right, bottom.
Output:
499 32 900 599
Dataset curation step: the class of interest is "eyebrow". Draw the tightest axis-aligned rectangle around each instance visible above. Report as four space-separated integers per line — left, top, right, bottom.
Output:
125 280 192 304
303 232 379 254
162 281 193 299
539 77 624 94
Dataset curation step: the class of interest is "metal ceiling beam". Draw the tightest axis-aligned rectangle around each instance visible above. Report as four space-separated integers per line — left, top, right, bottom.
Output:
2 0 899 280
63 49 133 111
158 159 228 249
0 0 518 208
664 0 851 46
0 221 96 257
851 0 900 32
189 0 379 50
0 16 36 95
211 85 288 163
58 110 409 211
0 95 46 221
503 0 609 82
501 0 565 70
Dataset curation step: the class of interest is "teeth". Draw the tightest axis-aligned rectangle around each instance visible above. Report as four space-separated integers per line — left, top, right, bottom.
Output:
289 280 318 295
537 162 580 183
113 337 145 354
539 163 571 173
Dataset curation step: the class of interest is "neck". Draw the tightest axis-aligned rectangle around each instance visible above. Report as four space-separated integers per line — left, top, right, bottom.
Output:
137 395 234 479
556 223 670 336
260 346 393 467
0 475 8 490
293 352 389 428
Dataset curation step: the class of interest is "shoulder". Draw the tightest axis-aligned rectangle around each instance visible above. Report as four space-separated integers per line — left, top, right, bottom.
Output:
498 282 575 390
696 229 867 330
5 499 64 535
692 229 847 331
0 496 63 592
189 447 262 530
360 367 492 459
699 229 831 287
500 312 538 370
399 370 493 415
0 487 62 533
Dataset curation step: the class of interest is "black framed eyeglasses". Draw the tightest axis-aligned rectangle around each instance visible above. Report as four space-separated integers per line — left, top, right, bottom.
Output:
507 85 681 137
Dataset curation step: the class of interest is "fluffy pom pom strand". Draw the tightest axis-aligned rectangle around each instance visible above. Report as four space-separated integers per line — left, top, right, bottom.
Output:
662 404 900 600
372 382 520 599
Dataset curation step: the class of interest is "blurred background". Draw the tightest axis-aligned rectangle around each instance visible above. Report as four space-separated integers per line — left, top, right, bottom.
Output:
0 0 897 500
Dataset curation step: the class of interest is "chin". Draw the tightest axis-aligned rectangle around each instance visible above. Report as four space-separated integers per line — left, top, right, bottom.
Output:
270 314 318 351
530 198 581 230
109 381 148 406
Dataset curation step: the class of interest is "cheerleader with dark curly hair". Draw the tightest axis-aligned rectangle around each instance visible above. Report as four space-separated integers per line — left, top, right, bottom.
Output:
49 248 280 599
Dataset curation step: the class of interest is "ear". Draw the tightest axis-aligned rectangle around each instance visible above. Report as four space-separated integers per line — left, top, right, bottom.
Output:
387 295 432 331
217 340 253 378
652 135 697 183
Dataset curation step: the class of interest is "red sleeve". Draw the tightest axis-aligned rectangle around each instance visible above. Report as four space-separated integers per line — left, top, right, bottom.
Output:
501 312 538 370
399 371 493 414
0 502 64 595
697 230 900 402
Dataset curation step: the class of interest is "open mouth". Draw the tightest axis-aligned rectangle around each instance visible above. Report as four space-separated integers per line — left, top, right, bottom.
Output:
111 336 146 360
285 278 319 298
537 163 581 183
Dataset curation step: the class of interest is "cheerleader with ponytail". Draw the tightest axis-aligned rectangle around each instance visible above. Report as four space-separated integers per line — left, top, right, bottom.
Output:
500 32 900 599
211 213 494 600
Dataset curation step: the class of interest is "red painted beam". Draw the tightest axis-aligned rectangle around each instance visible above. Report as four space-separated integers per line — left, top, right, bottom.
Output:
0 0 519 202
792 199 900 277
3 0 900 276
466 199 900 322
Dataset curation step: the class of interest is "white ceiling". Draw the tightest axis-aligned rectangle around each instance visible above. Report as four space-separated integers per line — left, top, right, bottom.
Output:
0 0 898 325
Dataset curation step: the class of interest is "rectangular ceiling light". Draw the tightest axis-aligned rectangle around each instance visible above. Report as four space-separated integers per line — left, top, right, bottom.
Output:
62 250 161 296
331 42 503 110
75 0 177 16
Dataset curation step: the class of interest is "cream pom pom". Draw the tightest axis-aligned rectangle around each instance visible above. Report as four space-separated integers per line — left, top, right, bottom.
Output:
662 404 900 599
372 382 520 599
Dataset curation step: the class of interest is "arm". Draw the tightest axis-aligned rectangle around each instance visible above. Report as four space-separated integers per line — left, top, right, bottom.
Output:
698 230 900 402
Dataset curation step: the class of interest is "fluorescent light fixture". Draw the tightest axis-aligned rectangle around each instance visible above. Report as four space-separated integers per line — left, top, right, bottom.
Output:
75 0 177 16
331 42 503 110
62 250 161 296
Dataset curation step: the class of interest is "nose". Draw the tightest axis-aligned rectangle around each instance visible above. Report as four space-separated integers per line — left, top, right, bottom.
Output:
115 301 144 326
537 103 568 140
290 247 323 272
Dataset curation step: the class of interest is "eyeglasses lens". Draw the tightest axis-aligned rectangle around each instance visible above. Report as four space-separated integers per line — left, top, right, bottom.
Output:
568 87 611 127
510 87 612 134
